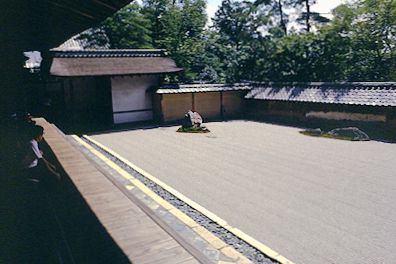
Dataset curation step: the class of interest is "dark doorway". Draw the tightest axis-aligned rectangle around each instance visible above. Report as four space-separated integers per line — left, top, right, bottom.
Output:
95 77 113 127
53 77 114 133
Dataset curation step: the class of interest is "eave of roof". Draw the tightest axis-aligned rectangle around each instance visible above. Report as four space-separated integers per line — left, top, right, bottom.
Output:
50 49 183 76
51 49 168 58
156 83 252 94
2 0 132 51
157 82 396 107
245 82 396 107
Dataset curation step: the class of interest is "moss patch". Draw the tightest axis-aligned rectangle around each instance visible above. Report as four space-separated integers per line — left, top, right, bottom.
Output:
300 131 350 141
299 131 366 141
177 126 210 133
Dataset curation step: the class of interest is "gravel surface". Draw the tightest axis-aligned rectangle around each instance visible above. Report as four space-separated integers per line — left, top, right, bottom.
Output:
90 121 396 264
83 136 277 264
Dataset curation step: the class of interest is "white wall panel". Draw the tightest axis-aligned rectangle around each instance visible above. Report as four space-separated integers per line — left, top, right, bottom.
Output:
111 75 158 124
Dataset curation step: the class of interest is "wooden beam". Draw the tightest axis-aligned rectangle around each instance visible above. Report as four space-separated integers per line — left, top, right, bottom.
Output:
91 0 118 11
48 1 97 20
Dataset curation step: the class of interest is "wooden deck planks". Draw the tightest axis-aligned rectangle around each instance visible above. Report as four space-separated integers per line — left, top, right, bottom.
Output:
35 119 200 264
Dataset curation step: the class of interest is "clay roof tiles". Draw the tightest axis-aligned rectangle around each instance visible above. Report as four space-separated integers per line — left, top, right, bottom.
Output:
245 82 396 107
50 49 183 76
156 83 252 93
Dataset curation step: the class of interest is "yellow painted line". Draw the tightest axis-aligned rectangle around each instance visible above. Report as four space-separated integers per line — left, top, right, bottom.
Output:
71 136 134 182
192 225 227 250
78 135 294 264
169 208 200 229
83 135 229 227
73 135 250 263
72 136 174 210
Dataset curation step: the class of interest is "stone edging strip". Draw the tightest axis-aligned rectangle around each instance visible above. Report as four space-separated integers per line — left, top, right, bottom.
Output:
80 135 294 264
72 135 247 263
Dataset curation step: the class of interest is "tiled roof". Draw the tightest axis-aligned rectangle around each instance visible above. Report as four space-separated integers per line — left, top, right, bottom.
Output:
245 82 396 107
156 83 252 94
51 49 167 58
57 38 85 51
56 30 110 50
50 49 182 76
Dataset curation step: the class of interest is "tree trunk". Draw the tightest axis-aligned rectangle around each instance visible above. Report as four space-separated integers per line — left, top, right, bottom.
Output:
305 0 311 32
278 0 287 35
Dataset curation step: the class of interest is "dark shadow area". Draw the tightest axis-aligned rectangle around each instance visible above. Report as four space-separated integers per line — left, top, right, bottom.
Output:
59 115 232 136
0 168 62 264
0 126 131 263
40 142 131 264
60 120 165 136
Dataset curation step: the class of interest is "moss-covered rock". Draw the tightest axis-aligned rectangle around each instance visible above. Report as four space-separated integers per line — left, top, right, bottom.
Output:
177 126 210 133
300 127 370 141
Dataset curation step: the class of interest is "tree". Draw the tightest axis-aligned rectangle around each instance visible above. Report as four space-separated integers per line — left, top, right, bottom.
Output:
78 3 153 49
77 0 395 83
348 0 396 80
293 0 330 32
142 0 173 47
212 0 269 82
141 0 208 81
253 0 291 36
321 0 396 81
265 0 396 82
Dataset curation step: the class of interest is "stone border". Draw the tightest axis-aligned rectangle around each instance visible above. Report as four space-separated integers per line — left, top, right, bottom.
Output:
81 135 294 264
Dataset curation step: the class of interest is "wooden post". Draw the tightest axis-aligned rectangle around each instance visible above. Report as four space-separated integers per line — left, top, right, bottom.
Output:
60 79 66 122
191 93 195 111
69 79 75 123
220 91 224 120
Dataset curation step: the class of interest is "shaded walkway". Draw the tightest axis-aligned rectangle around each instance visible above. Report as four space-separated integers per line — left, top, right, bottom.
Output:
0 137 131 264
0 118 202 264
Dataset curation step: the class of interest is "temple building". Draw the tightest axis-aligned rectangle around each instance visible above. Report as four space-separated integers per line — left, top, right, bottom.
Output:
47 49 182 126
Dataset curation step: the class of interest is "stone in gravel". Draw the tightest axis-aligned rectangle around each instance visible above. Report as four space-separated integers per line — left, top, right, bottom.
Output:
328 127 370 141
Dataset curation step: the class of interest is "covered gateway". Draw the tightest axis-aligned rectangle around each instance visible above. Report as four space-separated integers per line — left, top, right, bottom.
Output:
48 49 182 126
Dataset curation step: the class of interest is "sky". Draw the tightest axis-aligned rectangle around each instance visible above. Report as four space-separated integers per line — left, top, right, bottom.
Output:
206 0 346 24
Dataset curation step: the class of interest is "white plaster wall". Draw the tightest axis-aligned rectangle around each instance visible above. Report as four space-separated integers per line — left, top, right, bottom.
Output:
111 75 158 124
306 111 386 122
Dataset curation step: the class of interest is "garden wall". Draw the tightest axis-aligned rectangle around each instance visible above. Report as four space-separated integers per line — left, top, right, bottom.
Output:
154 91 246 123
245 100 391 124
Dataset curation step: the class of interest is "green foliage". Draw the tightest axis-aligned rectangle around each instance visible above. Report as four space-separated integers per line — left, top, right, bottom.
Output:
77 0 395 82
141 0 208 82
211 0 270 82
104 3 153 48
346 0 396 80
254 0 396 82
141 0 173 48
320 0 396 81
78 3 153 49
